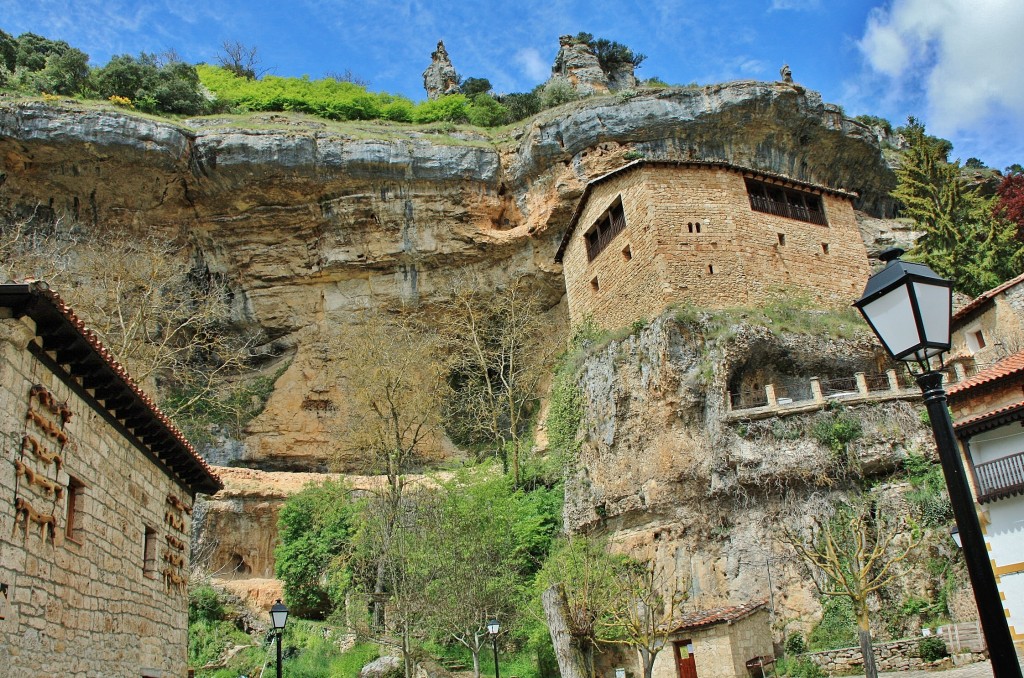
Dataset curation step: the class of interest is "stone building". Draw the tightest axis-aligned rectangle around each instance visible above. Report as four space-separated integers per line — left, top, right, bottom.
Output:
948 272 1024 374
554 161 870 329
948 350 1024 649
0 282 221 677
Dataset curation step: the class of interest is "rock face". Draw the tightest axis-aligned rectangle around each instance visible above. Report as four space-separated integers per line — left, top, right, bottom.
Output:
422 40 461 100
560 314 966 632
550 35 613 96
0 81 897 470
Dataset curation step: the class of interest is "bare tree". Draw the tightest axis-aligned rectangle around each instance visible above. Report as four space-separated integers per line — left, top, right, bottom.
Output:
780 495 922 678
217 40 261 80
324 68 370 88
601 561 689 678
439 274 559 487
331 310 446 627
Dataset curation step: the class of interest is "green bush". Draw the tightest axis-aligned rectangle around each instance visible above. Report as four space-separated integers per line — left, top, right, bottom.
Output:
92 53 208 115
539 78 579 108
189 585 224 623
808 597 858 650
785 631 807 655
918 636 949 662
811 409 862 457
411 93 470 123
774 656 825 678
466 93 510 127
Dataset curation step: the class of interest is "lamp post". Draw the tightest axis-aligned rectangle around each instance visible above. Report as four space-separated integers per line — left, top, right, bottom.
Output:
487 617 501 678
270 599 289 678
855 248 1021 676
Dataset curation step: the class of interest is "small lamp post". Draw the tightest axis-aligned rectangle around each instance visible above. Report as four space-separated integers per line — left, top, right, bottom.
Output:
855 248 1021 677
487 617 501 678
270 599 289 678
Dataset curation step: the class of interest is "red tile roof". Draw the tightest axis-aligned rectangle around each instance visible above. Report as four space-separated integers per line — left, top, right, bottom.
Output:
954 400 1024 434
947 350 1024 400
951 272 1024 325
670 600 767 633
0 282 222 495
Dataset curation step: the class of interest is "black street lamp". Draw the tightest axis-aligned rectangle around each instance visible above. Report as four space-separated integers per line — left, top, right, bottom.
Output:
270 599 289 678
855 248 1021 676
487 617 501 678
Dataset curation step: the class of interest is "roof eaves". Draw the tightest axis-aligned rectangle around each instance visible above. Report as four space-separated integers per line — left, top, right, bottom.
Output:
0 282 222 495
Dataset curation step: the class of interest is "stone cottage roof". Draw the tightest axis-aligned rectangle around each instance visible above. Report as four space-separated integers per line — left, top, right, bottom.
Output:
951 271 1024 327
553 160 859 263
0 282 222 495
669 599 768 633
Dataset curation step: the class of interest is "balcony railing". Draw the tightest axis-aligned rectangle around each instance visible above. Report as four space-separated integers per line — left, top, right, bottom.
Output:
748 194 828 226
974 450 1024 503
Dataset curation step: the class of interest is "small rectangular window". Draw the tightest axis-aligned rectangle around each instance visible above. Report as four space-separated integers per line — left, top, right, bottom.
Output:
822 242 830 254
622 244 632 260
707 264 715 275
974 330 986 349
65 476 86 543
143 526 158 578
777 233 786 246
591 277 600 292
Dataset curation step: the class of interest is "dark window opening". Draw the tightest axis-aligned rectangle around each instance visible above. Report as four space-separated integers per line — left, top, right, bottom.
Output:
591 276 600 292
974 330 987 349
777 233 786 245
695 222 702 233
687 222 694 233
746 177 827 225
708 264 714 275
622 244 632 260
822 242 830 254
584 198 627 261
143 526 157 578
65 477 85 543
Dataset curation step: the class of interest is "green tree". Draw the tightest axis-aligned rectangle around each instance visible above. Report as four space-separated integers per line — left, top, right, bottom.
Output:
461 77 492 97
572 33 646 71
274 479 358 617
893 118 1024 296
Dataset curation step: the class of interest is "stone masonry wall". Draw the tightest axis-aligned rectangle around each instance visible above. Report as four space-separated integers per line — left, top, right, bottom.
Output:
0 315 192 677
562 165 870 329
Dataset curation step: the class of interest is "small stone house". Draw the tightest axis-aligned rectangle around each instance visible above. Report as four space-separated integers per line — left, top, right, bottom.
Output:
554 161 870 330
654 601 772 678
948 350 1024 649
0 282 222 677
948 272 1024 374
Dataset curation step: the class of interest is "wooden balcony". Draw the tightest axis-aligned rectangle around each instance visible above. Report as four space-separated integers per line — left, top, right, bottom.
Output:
748 194 828 226
974 450 1024 503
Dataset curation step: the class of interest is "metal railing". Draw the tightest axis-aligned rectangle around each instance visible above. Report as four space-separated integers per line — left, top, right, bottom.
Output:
748 194 828 226
974 450 1024 503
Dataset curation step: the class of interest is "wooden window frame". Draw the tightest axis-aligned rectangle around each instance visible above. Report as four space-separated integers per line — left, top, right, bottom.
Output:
584 197 627 261
745 177 828 226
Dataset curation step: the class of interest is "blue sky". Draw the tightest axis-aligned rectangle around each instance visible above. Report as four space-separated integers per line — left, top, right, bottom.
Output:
2 0 1022 171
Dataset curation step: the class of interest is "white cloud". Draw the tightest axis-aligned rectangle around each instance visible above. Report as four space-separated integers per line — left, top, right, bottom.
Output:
858 0 1024 137
514 47 549 82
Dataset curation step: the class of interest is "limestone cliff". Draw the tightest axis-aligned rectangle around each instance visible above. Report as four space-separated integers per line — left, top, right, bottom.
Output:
0 81 896 471
561 313 974 637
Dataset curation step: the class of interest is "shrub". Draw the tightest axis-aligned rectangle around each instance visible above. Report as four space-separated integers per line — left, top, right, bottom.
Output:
498 91 542 122
774 656 826 678
785 631 807 655
918 636 949 662
808 597 858 650
188 585 224 623
811 408 862 457
411 93 470 123
539 78 579 108
466 93 510 127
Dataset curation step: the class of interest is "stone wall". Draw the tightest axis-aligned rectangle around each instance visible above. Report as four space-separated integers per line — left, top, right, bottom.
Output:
806 638 985 673
642 611 773 678
561 164 870 330
0 315 192 677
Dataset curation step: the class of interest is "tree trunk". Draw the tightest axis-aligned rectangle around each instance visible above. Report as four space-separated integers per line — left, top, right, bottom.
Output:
472 649 481 678
857 611 878 678
639 647 659 678
542 584 587 678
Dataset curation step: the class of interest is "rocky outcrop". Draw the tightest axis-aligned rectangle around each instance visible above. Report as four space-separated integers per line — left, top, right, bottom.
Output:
550 35 612 96
422 40 460 100
0 81 898 469
560 313 965 633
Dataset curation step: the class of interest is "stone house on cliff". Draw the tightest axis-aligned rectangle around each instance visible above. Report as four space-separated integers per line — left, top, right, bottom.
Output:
947 271 1024 375
554 161 870 329
948 350 1024 649
0 282 221 677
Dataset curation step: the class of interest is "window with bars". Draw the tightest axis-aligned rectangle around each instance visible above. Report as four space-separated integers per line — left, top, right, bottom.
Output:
584 198 627 261
745 178 827 226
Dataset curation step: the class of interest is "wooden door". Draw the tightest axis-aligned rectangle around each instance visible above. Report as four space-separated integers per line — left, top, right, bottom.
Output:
674 640 697 678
